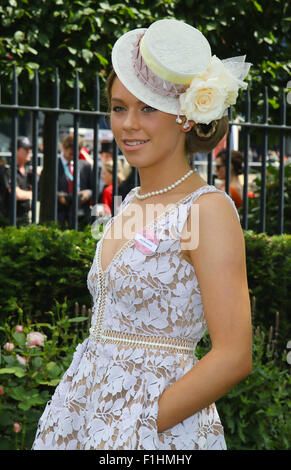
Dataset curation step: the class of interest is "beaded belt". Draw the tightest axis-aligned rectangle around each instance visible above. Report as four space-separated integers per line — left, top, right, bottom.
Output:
90 328 196 355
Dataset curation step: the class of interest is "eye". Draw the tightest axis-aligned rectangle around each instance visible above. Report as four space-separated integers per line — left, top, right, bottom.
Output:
111 106 125 113
142 105 157 113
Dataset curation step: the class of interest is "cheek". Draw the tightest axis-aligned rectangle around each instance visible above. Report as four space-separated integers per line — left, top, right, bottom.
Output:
110 115 121 141
105 172 112 183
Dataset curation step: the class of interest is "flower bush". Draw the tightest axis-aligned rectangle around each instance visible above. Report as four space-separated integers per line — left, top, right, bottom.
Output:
217 324 290 450
197 316 291 450
0 296 290 450
0 225 290 449
0 225 289 352
0 301 90 450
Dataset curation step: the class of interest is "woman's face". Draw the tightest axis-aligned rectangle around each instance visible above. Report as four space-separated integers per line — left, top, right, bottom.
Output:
110 78 186 170
215 157 226 180
101 166 113 186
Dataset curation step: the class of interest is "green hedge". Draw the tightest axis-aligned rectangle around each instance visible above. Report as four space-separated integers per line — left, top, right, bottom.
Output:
197 325 290 450
0 224 99 327
0 225 289 450
0 225 290 350
0 302 289 450
243 163 291 236
244 230 291 350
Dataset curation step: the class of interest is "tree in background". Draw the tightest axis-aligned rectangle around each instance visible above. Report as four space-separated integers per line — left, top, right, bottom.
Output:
174 0 291 122
0 0 175 221
0 0 290 220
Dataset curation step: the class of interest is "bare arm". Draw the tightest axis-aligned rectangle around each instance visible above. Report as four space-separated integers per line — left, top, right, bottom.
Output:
156 193 252 432
8 186 32 201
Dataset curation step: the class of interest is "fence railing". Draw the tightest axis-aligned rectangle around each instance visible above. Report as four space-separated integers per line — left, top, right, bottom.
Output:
0 68 290 234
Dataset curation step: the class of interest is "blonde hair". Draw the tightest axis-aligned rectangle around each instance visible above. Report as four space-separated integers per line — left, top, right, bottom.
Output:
103 159 128 184
106 69 228 155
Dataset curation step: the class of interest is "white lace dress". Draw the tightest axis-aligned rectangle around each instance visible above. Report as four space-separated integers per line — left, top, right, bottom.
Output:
32 184 239 450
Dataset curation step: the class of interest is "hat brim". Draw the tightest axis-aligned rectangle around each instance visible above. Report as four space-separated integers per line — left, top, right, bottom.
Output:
112 29 180 115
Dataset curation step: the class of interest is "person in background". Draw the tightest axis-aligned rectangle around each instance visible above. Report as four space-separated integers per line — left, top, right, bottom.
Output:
2 137 33 225
97 142 114 202
118 165 137 201
100 141 114 164
79 139 93 166
215 149 243 209
57 134 93 227
0 160 10 224
101 159 127 214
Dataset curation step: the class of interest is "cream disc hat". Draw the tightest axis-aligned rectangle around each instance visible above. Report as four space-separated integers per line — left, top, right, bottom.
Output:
111 19 251 124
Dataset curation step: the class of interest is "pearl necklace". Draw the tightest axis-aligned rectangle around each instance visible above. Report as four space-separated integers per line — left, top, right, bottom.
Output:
135 169 194 200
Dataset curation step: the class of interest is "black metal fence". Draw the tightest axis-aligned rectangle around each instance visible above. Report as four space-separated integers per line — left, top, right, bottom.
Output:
0 67 290 233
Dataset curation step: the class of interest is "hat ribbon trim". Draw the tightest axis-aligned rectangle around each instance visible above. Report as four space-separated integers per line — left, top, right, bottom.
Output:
139 35 193 86
132 34 187 98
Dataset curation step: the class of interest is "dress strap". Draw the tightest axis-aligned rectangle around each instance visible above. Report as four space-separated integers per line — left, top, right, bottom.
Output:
118 187 138 212
173 184 240 238
188 184 240 220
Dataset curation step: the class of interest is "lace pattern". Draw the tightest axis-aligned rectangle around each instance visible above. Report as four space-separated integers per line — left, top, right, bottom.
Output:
32 184 238 450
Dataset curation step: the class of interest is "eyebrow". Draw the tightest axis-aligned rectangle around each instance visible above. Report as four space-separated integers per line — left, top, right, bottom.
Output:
111 97 145 105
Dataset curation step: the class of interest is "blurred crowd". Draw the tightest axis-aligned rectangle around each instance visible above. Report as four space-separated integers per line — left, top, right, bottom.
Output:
0 133 135 227
0 135 289 227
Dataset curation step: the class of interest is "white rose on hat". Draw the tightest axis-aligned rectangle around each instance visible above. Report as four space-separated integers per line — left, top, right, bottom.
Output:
180 77 227 125
179 55 245 125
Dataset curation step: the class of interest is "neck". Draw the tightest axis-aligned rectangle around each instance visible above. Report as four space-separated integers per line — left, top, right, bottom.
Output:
230 173 239 184
18 163 26 173
137 154 191 194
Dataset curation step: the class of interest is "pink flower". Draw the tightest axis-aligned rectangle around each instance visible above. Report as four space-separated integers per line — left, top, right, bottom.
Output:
13 423 22 433
26 332 46 348
16 354 29 366
15 325 23 333
0 386 4 395
4 342 15 351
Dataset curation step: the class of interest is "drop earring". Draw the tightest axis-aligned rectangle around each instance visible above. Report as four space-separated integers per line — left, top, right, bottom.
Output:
176 115 182 124
183 119 190 130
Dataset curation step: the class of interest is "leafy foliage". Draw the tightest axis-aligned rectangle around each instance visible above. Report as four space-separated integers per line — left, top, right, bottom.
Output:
0 300 289 450
0 0 290 120
217 322 291 450
0 301 90 450
0 224 289 450
173 0 291 123
0 224 99 328
243 231 290 351
0 224 290 350
0 0 175 109
244 163 291 235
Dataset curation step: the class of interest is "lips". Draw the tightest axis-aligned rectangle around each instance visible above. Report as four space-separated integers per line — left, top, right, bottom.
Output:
123 139 150 147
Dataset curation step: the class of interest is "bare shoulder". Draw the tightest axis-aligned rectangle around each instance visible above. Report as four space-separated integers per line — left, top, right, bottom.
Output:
195 190 241 230
182 191 245 265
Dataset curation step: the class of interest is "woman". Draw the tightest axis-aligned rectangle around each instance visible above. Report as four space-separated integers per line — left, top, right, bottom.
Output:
101 159 129 213
215 149 244 209
33 19 252 450
101 160 115 214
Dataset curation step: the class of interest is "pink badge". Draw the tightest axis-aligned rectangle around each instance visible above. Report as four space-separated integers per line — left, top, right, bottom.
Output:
134 228 159 255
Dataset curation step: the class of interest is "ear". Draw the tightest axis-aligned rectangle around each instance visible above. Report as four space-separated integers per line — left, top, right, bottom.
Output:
180 118 196 133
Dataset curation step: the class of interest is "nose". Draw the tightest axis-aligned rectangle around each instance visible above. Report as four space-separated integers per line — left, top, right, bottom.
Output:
122 109 140 131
